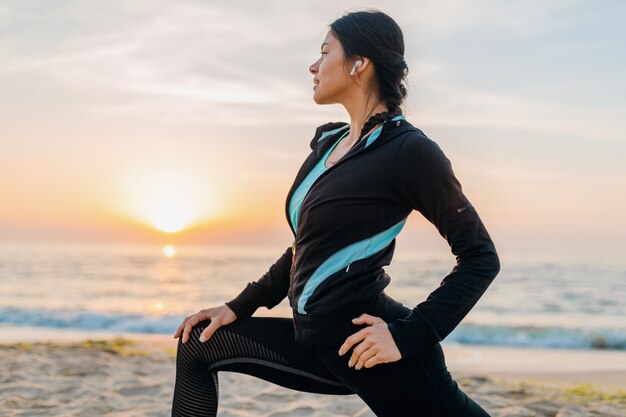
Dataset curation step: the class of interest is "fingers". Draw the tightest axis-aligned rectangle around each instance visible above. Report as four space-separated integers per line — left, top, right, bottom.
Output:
339 318 400 370
340 315 384 354
354 346 378 370
338 336 354 356
341 334 367 363
179 310 211 344
351 313 384 326
360 349 380 369
348 337 372 368
174 325 183 339
173 315 191 339
182 314 202 344
338 327 368 356
198 320 220 343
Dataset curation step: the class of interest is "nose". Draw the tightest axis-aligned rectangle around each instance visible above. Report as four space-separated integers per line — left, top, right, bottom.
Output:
309 59 319 75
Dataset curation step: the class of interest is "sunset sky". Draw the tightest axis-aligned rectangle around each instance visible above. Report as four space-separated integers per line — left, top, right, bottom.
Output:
1 0 624 263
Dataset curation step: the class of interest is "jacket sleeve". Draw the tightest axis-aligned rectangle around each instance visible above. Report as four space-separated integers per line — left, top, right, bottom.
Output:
387 135 500 358
225 244 293 319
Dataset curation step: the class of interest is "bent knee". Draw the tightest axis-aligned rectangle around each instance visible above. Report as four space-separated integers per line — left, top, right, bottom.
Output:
176 321 210 349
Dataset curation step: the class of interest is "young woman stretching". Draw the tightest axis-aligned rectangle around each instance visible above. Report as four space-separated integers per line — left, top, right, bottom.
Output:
171 9 500 417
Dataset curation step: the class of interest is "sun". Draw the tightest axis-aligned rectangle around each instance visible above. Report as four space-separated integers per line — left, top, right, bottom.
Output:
147 199 192 233
124 168 215 234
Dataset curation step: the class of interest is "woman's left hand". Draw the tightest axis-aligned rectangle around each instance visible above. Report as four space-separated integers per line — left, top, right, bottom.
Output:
338 313 402 370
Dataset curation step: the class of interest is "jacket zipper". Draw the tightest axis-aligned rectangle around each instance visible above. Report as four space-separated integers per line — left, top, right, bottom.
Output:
288 121 392 235
284 119 412 238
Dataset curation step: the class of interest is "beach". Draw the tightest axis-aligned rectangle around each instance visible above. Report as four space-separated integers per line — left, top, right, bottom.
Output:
1 328 624 417
1 243 624 415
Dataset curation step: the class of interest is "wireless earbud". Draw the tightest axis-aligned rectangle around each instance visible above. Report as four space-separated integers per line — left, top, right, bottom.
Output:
350 59 363 76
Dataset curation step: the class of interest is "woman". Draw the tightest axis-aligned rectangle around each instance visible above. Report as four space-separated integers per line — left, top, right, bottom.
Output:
171 9 500 417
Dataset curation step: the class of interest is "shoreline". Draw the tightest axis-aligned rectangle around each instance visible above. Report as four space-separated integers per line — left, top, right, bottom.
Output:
1 327 625 416
3 325 626 381
2 325 625 384
443 342 626 391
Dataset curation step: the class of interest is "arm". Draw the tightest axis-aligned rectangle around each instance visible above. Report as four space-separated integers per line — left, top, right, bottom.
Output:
387 135 500 358
225 244 293 319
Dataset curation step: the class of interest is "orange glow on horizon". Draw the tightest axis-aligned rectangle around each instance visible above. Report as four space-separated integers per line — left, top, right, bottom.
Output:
121 167 219 234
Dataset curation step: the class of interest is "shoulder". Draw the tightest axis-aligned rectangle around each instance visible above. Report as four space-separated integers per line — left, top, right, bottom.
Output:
309 121 350 150
394 127 451 167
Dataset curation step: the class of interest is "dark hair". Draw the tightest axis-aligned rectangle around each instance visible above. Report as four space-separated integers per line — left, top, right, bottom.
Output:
329 8 409 135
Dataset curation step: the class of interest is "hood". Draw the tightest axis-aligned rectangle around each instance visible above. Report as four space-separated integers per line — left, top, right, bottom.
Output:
309 114 408 151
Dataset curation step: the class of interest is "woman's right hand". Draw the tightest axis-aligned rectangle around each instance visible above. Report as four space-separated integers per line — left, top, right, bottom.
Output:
173 304 238 344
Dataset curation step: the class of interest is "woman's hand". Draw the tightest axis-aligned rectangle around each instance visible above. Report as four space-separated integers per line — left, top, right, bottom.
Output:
338 313 402 370
173 304 238 344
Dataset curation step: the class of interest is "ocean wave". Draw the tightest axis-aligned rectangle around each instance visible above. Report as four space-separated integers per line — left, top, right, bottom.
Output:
1 306 624 350
0 307 181 335
447 323 626 350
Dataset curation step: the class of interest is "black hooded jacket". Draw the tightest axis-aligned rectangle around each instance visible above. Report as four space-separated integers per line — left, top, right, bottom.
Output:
226 115 500 359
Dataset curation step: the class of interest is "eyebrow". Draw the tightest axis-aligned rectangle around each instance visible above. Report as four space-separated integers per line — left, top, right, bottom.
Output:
320 42 328 49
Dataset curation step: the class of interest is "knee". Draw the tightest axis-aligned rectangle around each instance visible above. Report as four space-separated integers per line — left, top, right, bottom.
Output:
175 319 214 357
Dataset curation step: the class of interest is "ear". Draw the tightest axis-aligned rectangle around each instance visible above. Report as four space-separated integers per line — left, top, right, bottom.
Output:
355 56 370 74
354 55 370 74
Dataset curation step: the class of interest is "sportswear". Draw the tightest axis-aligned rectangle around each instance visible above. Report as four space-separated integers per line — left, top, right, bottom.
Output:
226 115 500 359
172 317 492 417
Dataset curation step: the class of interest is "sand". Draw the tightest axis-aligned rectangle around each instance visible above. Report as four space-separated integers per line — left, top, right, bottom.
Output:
1 329 625 417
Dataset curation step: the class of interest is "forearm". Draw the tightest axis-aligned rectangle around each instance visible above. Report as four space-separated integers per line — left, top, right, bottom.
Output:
388 226 500 357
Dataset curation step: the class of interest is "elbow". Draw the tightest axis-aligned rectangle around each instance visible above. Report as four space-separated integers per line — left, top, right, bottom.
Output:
489 248 501 280
472 242 500 281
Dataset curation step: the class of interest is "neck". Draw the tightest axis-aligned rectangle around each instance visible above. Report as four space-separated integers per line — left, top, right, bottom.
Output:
343 99 390 145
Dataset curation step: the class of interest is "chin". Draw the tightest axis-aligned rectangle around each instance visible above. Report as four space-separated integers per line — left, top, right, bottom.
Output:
312 92 332 105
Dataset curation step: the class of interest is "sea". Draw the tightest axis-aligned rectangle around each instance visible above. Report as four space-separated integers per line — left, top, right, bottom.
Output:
0 241 624 350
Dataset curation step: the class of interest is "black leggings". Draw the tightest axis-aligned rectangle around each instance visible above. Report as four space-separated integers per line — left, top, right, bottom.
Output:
171 317 491 417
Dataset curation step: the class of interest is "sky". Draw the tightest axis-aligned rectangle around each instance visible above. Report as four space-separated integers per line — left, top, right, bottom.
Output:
1 0 625 263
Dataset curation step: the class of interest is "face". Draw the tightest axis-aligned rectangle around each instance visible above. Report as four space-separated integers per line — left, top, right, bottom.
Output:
309 31 353 105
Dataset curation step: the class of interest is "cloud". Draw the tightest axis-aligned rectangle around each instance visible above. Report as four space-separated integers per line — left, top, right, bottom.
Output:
0 0 623 134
